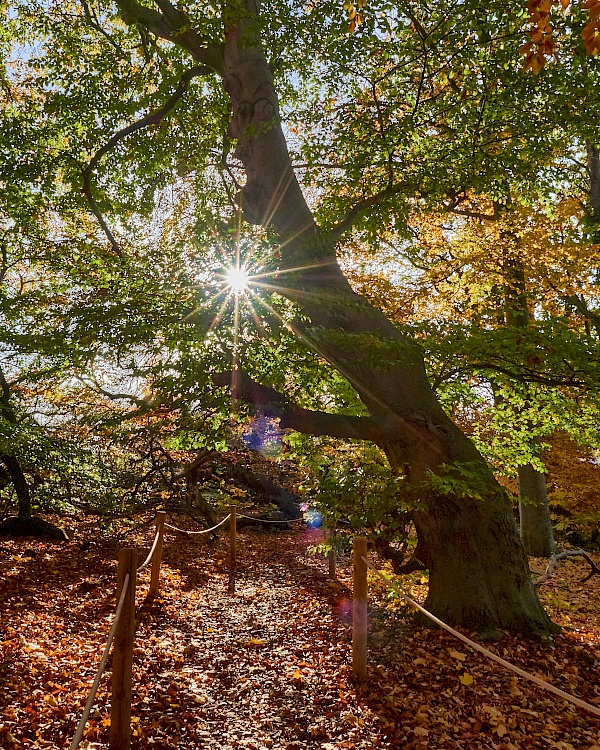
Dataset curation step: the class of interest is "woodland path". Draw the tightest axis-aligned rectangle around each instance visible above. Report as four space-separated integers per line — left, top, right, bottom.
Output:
2 520 600 749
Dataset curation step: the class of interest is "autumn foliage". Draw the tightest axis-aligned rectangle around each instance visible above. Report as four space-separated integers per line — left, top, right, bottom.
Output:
522 0 600 72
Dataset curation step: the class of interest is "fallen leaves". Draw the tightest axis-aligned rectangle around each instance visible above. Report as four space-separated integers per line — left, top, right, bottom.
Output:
2 520 600 749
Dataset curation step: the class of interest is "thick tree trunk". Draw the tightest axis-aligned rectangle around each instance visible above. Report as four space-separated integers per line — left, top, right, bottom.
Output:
384 420 555 637
115 0 557 635
518 464 557 557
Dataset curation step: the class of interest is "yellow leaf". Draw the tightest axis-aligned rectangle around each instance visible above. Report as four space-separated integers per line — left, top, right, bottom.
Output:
449 649 467 661
459 672 474 686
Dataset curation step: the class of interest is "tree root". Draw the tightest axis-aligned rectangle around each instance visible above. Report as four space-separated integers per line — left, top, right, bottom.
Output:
534 548 600 586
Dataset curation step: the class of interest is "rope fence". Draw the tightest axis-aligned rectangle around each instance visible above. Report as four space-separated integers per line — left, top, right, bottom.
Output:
68 573 131 750
67 505 292 749
237 514 304 523
65 520 600 749
351 537 600 720
164 513 231 535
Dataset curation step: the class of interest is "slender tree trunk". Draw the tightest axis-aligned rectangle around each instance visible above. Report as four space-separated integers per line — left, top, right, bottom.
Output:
587 141 600 244
518 464 557 557
503 244 556 557
115 0 557 635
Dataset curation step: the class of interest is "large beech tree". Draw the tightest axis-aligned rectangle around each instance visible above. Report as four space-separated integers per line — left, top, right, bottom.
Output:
9 0 599 635
90 0 561 636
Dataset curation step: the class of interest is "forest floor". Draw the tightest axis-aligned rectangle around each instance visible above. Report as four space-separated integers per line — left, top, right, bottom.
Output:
1 516 600 750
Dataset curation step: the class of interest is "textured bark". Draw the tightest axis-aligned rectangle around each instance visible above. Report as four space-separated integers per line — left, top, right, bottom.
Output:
0 454 32 520
114 0 556 635
518 464 557 557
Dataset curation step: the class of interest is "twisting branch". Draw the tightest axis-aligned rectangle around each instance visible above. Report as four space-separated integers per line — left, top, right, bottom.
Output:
82 65 209 257
535 549 600 586
213 370 388 442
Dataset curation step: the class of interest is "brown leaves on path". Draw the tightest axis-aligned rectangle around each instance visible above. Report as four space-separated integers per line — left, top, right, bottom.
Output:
1 519 600 749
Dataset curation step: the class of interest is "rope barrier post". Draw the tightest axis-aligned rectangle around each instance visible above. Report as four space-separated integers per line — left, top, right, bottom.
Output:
149 511 166 598
229 505 236 594
110 548 137 750
326 527 336 580
352 536 368 680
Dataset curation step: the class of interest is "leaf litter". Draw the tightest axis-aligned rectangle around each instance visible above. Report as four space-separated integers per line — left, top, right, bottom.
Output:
1 520 600 749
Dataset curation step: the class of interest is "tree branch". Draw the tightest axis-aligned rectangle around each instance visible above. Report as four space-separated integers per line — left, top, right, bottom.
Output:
535 549 600 586
82 65 209 256
564 293 600 339
328 182 410 239
115 0 224 74
213 370 387 441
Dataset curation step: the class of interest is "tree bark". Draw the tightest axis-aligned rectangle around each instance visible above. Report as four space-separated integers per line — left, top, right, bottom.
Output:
518 464 557 557
114 0 556 636
587 140 600 244
0 454 32 520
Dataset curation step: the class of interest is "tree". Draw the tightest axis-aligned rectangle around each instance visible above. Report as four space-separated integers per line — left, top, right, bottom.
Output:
6 0 591 634
95 0 563 636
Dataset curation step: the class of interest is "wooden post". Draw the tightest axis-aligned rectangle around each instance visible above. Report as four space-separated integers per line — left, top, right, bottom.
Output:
110 548 137 750
326 528 336 580
149 511 166 598
228 505 236 594
352 536 368 679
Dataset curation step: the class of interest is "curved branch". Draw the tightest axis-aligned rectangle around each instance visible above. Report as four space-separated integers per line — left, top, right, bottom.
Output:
213 370 387 442
328 182 411 240
535 549 600 586
115 0 224 73
82 65 209 256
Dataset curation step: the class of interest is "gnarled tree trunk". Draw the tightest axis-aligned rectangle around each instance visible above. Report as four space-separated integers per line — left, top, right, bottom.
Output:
115 0 556 635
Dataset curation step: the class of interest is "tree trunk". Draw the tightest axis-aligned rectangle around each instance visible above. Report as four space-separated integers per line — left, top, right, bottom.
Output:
587 141 600 244
502 242 557 558
384 422 555 637
1 454 32 520
518 464 557 557
115 0 557 636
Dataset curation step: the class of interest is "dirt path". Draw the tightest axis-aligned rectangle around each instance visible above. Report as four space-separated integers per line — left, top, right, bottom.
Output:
133 525 380 749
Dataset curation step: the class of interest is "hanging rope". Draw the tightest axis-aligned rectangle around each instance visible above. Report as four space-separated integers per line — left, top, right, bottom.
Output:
361 556 600 719
137 529 161 571
164 514 231 535
69 574 131 750
237 513 304 523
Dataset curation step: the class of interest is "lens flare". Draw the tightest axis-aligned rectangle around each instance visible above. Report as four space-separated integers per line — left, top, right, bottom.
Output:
304 508 322 528
242 416 282 457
